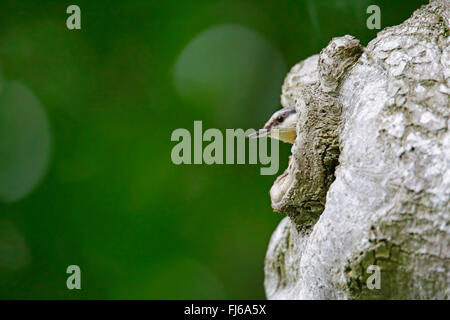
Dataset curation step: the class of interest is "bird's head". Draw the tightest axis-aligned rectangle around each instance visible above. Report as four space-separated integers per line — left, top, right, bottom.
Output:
247 106 297 144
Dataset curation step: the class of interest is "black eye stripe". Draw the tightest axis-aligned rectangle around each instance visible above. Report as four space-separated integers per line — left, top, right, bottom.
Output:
271 107 296 126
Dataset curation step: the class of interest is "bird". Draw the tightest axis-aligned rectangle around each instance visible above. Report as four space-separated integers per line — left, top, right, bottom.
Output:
247 106 297 144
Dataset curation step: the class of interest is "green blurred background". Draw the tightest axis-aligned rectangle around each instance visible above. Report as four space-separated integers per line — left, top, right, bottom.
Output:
0 0 427 299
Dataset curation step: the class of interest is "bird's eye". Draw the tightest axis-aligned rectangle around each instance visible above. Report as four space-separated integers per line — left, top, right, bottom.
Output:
277 116 284 122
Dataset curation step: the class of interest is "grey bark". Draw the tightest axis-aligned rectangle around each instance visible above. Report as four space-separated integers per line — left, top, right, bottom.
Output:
265 0 449 299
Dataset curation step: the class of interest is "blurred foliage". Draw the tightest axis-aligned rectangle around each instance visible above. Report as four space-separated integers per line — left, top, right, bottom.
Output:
0 0 427 299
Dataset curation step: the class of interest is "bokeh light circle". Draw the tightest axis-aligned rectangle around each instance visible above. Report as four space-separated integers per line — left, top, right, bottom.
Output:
0 81 51 203
0 220 30 271
174 24 286 126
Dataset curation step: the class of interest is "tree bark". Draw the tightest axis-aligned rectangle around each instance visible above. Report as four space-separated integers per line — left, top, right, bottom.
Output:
265 0 449 299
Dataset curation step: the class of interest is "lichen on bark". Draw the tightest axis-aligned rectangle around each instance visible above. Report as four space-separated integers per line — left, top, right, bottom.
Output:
265 0 449 299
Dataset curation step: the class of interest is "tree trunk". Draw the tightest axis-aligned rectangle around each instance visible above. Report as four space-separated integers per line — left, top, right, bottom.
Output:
264 0 449 299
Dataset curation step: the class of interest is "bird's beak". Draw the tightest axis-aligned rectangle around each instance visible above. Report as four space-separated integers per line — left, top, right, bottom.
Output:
246 129 270 139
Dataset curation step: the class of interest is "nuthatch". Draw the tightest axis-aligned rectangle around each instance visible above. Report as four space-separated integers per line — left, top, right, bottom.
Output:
247 106 297 144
